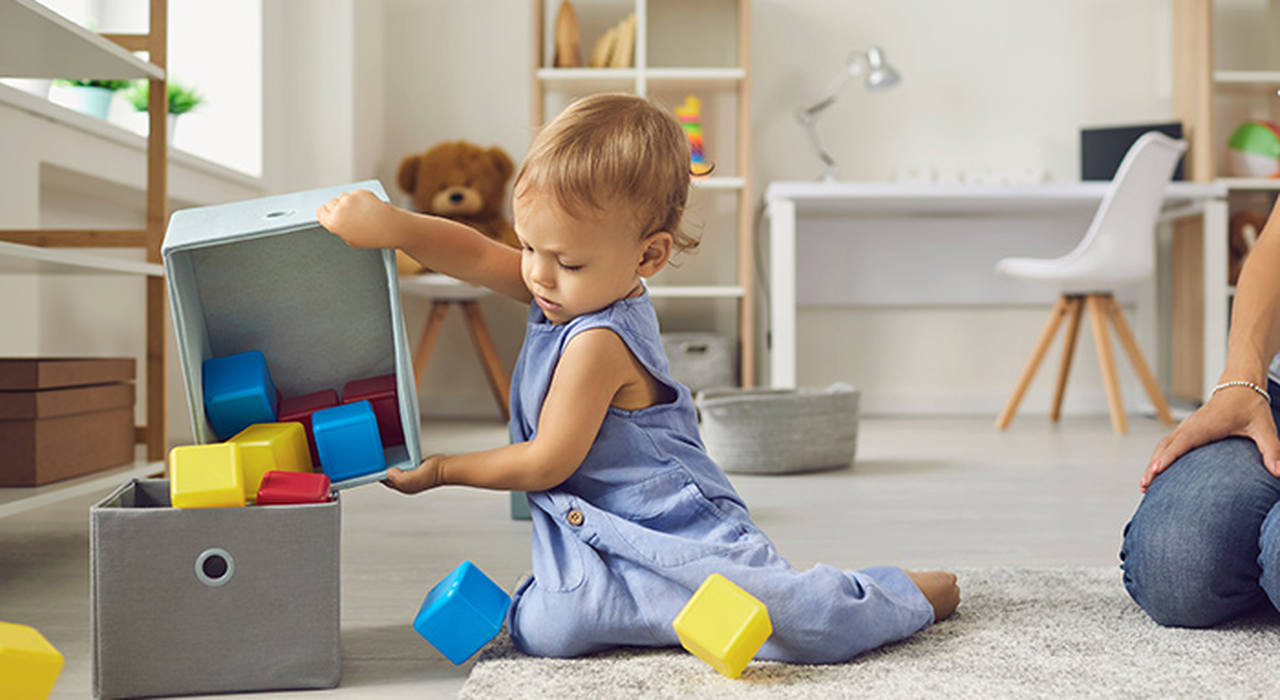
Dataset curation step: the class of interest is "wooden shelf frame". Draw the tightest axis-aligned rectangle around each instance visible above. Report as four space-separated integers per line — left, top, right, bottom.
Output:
531 0 756 387
0 0 170 460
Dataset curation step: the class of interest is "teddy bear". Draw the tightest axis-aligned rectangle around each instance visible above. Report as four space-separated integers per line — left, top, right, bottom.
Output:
395 140 520 274
1229 209 1267 286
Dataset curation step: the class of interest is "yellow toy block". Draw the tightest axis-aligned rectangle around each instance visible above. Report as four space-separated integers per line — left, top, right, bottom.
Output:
169 443 245 508
228 422 313 502
671 573 772 679
0 621 65 699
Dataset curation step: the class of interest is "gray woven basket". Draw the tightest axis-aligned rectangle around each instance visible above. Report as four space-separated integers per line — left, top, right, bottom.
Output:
695 383 860 475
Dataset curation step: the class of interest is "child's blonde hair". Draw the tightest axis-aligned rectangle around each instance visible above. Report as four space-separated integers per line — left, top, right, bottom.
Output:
514 93 700 253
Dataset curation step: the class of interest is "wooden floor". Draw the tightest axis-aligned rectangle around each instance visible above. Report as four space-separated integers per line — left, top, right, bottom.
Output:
0 415 1169 699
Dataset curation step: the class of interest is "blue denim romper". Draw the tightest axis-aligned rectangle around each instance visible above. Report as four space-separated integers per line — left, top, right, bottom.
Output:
505 290 935 663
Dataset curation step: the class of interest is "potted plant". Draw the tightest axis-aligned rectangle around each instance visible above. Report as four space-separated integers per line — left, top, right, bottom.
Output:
126 80 204 144
52 79 129 119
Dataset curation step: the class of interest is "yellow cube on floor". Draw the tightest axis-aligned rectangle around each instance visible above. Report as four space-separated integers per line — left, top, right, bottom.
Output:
0 621 65 699
671 573 772 679
169 443 245 508
228 423 313 502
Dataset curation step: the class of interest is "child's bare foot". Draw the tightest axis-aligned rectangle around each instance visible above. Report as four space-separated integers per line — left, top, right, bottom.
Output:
905 570 960 622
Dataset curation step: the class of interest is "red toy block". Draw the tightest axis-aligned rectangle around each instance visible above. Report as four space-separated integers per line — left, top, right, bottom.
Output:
278 389 340 466
342 374 404 447
256 470 332 505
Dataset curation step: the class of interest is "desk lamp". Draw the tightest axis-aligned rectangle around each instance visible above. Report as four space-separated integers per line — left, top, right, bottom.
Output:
795 47 900 181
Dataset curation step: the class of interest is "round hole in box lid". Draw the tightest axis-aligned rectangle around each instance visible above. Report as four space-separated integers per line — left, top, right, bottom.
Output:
195 547 234 587
263 209 295 220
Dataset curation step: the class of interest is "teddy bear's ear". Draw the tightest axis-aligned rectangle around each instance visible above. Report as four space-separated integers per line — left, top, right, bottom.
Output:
396 154 420 195
487 147 515 183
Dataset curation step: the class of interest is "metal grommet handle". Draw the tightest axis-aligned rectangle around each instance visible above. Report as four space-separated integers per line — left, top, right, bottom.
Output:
195 547 235 587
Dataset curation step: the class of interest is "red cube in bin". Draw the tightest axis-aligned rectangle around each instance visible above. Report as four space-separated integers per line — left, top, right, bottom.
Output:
278 389 340 466
256 470 332 505
342 374 404 447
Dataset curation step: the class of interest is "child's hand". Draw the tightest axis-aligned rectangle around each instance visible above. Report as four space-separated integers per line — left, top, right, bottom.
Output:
382 454 446 494
905 570 960 622
315 189 398 249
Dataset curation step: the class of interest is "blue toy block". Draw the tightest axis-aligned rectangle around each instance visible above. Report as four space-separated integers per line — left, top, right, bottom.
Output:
311 400 386 482
202 351 279 440
413 561 510 665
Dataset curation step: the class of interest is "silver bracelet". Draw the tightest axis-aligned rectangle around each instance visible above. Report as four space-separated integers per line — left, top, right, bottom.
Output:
1211 380 1271 403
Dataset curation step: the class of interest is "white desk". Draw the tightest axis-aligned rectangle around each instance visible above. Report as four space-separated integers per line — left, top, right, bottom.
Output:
764 182 1229 400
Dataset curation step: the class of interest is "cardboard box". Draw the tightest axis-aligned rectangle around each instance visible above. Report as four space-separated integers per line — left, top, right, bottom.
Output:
0 361 136 486
90 479 341 698
162 181 422 488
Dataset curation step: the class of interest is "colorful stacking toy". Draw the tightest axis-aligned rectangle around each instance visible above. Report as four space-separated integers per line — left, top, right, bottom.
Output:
169 443 246 508
227 423 313 502
256 470 331 505
277 389 340 466
413 561 511 665
312 400 387 482
671 573 773 679
342 373 404 446
675 95 713 177
202 351 279 440
0 621 65 699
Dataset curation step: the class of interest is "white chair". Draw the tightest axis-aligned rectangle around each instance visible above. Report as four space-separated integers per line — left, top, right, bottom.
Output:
398 273 510 421
994 132 1185 434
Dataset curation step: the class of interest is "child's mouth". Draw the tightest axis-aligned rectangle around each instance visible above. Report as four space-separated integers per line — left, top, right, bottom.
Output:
536 296 561 311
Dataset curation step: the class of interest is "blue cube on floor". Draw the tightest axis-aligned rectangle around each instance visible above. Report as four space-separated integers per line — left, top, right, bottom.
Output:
202 351 279 440
413 561 510 665
312 400 386 482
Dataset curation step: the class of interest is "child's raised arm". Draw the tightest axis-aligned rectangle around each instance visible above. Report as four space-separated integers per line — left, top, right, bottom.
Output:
316 189 530 303
383 328 632 494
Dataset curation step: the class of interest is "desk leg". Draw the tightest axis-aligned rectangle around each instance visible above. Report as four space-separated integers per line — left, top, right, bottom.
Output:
1202 198 1229 402
768 198 797 388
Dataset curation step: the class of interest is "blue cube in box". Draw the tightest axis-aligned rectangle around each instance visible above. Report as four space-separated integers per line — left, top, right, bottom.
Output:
414 561 511 665
162 180 422 490
202 350 278 440
312 400 386 482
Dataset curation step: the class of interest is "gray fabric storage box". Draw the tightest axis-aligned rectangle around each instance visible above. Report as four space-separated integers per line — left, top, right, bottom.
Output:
695 383 860 474
90 478 341 698
162 180 422 489
661 332 736 392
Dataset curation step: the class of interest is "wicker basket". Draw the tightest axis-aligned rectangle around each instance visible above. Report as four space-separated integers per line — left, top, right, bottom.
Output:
695 383 860 475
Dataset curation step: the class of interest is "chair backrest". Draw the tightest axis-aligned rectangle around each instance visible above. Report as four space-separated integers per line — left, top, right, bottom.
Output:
1066 131 1187 277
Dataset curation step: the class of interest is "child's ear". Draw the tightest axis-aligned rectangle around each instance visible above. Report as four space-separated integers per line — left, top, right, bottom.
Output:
637 231 674 278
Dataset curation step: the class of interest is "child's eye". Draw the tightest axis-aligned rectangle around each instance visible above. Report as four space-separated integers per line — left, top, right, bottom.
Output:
559 262 583 271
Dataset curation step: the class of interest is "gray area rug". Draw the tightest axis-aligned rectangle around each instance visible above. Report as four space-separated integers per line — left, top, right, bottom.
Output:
460 567 1280 698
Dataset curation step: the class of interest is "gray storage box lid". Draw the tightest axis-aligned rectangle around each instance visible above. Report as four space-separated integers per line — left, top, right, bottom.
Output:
163 180 422 488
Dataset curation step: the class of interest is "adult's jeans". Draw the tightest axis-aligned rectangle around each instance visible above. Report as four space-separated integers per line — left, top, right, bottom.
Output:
1120 380 1280 627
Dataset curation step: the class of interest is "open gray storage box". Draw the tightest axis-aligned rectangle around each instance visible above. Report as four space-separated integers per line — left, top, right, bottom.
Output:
90 479 340 698
162 180 422 488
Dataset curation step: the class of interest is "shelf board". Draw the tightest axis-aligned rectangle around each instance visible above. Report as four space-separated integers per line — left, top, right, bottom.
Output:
1213 70 1280 89
1218 177 1280 190
692 177 745 190
536 68 637 91
0 0 164 80
648 285 745 299
0 455 164 520
646 67 745 87
0 240 164 276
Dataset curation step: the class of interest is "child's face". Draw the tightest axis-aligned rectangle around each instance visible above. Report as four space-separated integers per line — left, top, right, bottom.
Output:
513 194 663 324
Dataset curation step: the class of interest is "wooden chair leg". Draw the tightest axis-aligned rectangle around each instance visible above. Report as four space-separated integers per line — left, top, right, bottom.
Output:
1049 295 1085 422
1105 295 1176 426
412 302 451 384
461 301 511 422
996 295 1071 430
1086 294 1127 434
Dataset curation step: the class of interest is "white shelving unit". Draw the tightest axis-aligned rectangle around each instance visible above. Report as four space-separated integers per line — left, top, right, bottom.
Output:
0 0 169 517
531 0 755 385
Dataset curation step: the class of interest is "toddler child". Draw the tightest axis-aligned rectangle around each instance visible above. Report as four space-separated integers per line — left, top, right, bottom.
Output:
317 93 959 662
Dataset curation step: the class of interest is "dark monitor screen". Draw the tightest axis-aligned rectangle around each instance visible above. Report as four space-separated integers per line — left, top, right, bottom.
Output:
1081 122 1185 181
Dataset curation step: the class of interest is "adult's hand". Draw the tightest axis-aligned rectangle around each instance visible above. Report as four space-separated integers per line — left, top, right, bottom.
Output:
1141 387 1280 492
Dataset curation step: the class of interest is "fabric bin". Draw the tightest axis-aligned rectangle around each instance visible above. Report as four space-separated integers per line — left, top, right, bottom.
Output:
0 358 135 486
695 383 860 474
661 332 736 393
90 478 341 698
162 180 422 489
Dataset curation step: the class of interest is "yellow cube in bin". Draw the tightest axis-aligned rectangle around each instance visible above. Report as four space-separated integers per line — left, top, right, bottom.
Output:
227 423 312 502
671 573 772 679
0 620 65 699
169 443 245 508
